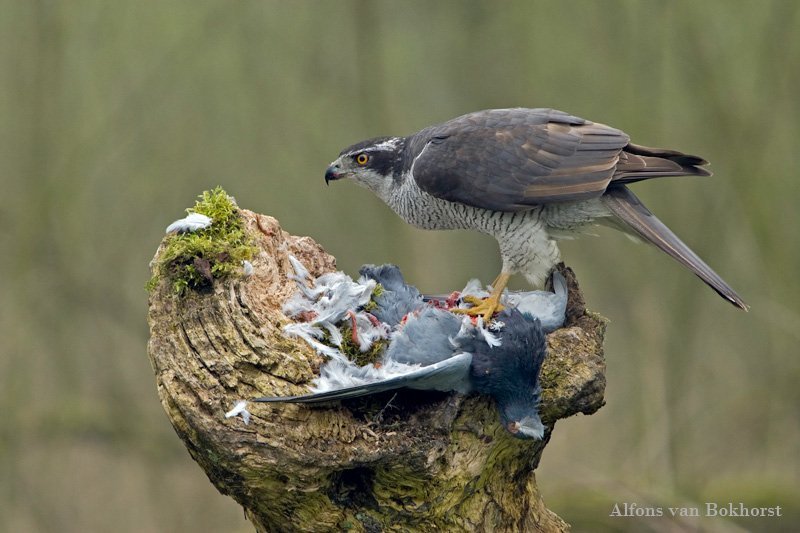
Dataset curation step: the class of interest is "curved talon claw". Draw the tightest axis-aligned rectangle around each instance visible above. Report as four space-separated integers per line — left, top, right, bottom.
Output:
452 295 505 321
460 295 487 306
451 272 512 321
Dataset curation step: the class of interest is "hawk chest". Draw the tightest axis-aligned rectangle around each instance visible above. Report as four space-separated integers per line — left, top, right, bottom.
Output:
388 174 494 231
386 174 561 285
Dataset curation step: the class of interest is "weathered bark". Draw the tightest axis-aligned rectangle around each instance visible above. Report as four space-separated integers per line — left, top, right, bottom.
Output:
147 208 607 532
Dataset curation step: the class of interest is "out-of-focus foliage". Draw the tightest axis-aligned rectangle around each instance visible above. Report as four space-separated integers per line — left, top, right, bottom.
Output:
1 1 798 531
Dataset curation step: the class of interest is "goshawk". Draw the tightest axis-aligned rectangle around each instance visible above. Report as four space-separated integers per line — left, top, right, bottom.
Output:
324 108 747 317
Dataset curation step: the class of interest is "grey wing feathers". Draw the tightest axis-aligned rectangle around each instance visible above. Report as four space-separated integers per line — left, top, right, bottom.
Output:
251 384 394 403
538 271 568 333
602 185 747 310
399 352 472 392
504 271 568 333
250 353 473 403
411 108 631 209
385 306 463 366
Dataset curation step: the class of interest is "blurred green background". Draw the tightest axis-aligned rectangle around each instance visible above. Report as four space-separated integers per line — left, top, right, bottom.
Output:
1 1 798 531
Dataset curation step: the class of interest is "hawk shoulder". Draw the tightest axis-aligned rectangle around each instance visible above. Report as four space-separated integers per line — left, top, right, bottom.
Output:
409 108 630 210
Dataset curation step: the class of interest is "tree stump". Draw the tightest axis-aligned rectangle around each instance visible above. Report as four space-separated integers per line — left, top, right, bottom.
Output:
147 206 607 532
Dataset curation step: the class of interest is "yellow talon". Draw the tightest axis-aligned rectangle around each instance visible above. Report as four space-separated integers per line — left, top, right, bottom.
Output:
460 295 489 306
452 272 511 321
452 295 505 320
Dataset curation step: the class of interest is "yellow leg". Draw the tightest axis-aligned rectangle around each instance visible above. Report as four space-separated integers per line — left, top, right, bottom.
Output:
453 272 511 321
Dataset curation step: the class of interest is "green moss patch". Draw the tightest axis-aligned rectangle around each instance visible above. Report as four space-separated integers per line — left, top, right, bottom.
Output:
338 324 388 367
362 284 384 313
147 187 258 295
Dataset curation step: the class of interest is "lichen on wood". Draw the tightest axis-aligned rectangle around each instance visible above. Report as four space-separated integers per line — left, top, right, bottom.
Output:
147 197 607 532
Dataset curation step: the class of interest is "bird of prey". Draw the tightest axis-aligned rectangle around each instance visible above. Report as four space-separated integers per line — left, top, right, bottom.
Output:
324 108 748 317
254 307 549 440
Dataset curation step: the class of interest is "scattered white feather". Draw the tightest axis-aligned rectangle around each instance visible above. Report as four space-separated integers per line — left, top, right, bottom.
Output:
287 274 325 301
282 258 376 326
321 321 344 348
475 316 502 347
283 323 344 360
458 279 489 308
489 320 505 332
166 212 212 233
282 292 313 318
449 316 475 348
242 260 254 277
313 274 376 324
225 400 251 425
282 257 385 358
349 311 390 352
312 358 424 393
287 254 310 282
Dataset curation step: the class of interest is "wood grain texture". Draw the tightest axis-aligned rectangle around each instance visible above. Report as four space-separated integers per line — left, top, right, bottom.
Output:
147 208 607 532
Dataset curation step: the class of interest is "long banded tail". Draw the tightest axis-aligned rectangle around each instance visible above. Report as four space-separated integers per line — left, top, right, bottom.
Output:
603 185 748 310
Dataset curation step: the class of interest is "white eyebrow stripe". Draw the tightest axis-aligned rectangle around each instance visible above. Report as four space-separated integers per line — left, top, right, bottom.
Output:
345 138 402 156
373 138 402 150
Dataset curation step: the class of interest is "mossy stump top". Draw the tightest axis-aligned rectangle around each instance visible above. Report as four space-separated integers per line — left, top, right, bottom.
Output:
147 195 607 532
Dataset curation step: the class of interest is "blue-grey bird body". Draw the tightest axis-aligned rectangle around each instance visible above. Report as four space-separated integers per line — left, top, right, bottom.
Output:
359 264 424 326
362 263 567 333
254 307 547 439
254 262 561 439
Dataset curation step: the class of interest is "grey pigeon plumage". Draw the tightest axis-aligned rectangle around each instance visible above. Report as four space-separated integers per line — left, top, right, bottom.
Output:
280 256 381 359
423 271 568 333
505 271 568 333
467 309 546 439
254 307 547 439
245 258 563 439
384 306 464 366
359 264 423 326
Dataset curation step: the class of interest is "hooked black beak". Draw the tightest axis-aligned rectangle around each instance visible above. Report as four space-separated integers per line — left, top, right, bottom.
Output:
324 164 341 185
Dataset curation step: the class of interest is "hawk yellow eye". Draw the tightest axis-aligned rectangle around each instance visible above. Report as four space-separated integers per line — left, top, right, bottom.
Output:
356 153 369 166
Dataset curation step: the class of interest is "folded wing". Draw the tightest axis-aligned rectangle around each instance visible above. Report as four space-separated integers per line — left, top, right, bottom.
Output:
251 353 473 404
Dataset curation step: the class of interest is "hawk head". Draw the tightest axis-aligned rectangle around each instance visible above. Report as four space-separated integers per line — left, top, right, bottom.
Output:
325 136 406 200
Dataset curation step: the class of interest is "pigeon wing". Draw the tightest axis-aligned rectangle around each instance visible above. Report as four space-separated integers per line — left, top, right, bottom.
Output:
251 353 473 404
